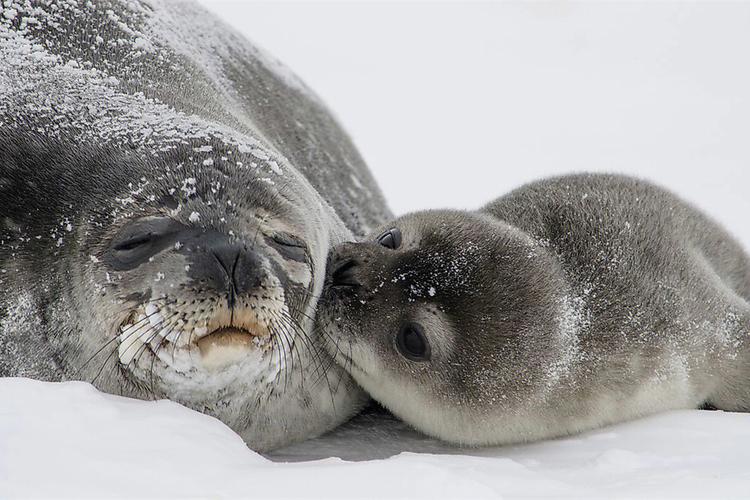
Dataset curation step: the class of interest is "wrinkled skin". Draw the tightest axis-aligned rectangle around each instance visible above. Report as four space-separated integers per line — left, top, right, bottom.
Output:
323 174 750 446
0 0 390 451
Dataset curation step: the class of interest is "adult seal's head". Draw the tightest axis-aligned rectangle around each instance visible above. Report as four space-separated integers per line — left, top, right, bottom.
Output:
0 1 390 451
322 174 750 446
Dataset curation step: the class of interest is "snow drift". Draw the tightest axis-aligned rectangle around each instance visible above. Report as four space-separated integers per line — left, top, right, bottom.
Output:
1 378 749 498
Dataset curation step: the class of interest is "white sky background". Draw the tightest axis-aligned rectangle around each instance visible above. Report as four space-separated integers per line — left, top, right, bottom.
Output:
196 1 750 246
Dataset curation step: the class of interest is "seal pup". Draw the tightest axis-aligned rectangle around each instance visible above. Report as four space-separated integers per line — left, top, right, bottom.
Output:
0 1 390 451
322 174 750 446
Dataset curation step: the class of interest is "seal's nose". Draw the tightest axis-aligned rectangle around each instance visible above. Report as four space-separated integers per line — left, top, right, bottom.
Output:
328 242 366 289
186 234 264 307
330 257 360 288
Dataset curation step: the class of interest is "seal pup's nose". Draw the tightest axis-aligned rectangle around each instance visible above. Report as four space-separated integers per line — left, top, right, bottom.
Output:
327 243 365 290
330 257 361 288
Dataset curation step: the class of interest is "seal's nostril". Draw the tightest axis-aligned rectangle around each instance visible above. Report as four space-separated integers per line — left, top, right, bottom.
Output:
331 258 360 288
187 234 263 304
211 249 240 310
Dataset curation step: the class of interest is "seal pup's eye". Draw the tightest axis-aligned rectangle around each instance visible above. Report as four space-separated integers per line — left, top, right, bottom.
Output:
377 228 402 250
396 322 430 362
269 232 308 263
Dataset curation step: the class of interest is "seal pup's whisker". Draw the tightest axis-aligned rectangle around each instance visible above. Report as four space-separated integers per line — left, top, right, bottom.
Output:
271 309 337 404
276 309 332 390
271 314 305 392
278 311 326 379
311 321 350 395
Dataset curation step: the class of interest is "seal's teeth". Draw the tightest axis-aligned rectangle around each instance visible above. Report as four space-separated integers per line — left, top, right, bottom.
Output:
166 329 180 343
145 303 159 316
139 325 155 342
156 326 173 342
148 312 164 328
118 334 142 365
119 323 139 339
194 326 208 338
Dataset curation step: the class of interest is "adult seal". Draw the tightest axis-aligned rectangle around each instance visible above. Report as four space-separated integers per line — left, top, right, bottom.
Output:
323 174 750 446
0 1 390 451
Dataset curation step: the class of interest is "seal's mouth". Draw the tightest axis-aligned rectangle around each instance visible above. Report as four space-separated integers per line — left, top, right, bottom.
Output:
197 326 255 350
196 326 260 370
117 301 275 371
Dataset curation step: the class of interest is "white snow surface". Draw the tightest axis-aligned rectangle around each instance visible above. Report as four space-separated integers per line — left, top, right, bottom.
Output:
1 378 749 498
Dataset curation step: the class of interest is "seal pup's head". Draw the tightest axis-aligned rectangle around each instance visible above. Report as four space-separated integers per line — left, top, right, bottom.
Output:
321 210 585 446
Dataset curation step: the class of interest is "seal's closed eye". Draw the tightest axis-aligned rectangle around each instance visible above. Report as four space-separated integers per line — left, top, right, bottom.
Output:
109 216 183 269
269 232 308 263
377 227 402 250
113 233 154 251
396 322 430 362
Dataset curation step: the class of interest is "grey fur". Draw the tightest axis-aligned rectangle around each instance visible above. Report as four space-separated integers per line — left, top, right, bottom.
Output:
322 174 750 446
0 0 390 451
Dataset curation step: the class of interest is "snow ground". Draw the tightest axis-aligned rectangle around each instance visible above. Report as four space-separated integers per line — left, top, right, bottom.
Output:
4 2 750 498
2 378 749 498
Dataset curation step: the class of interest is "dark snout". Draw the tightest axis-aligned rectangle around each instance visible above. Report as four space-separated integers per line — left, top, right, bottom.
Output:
327 242 373 291
184 232 264 307
107 216 266 308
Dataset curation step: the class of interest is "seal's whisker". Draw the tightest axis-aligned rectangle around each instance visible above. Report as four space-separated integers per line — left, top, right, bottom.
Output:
109 296 175 317
129 311 182 370
273 319 295 393
275 309 331 387
308 320 347 397
149 322 180 395
268 318 288 390
271 310 308 395
170 314 190 364
314 318 356 397
273 311 318 367
76 305 174 376
271 311 331 397
267 331 286 395
271 316 300 393
90 346 120 387
286 298 320 324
